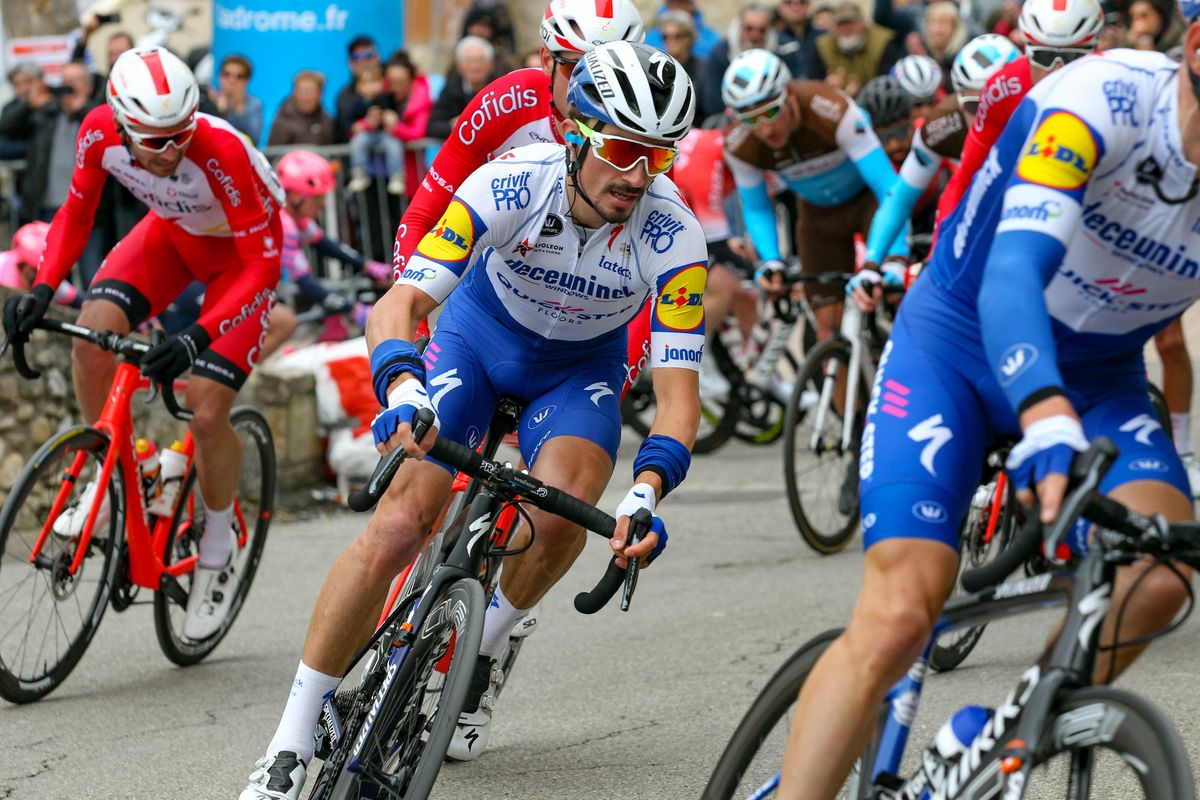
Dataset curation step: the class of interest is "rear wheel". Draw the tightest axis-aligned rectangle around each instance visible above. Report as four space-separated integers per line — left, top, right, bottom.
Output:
784 339 864 554
154 407 275 664
0 426 122 703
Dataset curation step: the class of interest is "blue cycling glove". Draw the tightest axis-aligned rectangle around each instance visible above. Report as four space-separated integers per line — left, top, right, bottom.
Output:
614 482 669 564
371 379 440 446
1005 415 1089 492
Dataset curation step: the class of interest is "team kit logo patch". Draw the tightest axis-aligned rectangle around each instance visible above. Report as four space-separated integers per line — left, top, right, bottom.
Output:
654 264 706 332
1016 111 1097 191
418 200 478 263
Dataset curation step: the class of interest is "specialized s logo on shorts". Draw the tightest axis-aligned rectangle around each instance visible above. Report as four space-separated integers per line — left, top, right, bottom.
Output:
653 264 706 332
417 200 478 264
1016 112 1098 191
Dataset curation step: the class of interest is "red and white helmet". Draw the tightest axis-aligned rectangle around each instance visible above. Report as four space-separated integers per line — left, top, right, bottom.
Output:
1019 0 1104 49
12 221 49 267
540 0 645 57
106 46 199 129
277 150 336 197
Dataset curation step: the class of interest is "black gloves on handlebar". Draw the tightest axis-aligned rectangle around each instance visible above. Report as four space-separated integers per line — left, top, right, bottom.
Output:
141 323 211 383
3 283 54 339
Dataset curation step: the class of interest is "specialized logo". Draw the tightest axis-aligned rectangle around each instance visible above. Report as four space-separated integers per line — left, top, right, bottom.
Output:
1119 413 1161 446
640 210 686 254
998 343 1037 386
1001 199 1062 223
529 405 555 428
607 224 625 251
654 264 706 331
912 500 948 523
428 369 462 410
418 200 476 263
491 171 532 210
1016 111 1097 191
540 213 564 238
1103 79 1138 126
467 513 494 556
586 381 614 406
456 85 540 145
907 414 953 477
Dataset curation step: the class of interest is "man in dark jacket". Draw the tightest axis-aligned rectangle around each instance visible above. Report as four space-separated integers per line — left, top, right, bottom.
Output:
807 1 905 95
426 36 504 141
0 63 48 160
777 0 822 78
269 70 337 146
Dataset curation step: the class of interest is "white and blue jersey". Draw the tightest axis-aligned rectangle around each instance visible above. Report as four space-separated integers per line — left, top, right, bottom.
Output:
399 142 708 468
862 50 1193 549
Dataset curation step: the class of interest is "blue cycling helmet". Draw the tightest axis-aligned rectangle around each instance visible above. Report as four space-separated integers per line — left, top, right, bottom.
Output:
567 41 696 142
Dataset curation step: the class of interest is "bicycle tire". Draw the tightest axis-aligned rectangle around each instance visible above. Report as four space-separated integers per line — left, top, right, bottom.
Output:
732 349 799 446
784 338 863 554
328 576 485 800
0 426 122 703
930 469 1019 673
620 364 738 456
704 629 875 800
1024 686 1195 798
154 407 276 665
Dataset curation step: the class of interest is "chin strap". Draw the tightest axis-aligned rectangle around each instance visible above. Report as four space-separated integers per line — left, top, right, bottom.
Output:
566 133 604 218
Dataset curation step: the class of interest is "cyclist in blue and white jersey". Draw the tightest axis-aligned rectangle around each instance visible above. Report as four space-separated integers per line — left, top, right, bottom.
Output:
720 48 905 341
774 37 1200 800
240 41 706 799
850 35 1020 311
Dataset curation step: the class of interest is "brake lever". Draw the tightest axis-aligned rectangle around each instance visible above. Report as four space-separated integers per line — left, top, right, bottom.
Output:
620 508 653 612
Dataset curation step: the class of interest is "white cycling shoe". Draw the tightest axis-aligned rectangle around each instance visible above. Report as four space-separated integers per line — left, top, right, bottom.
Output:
52 479 110 539
239 751 306 800
183 530 240 640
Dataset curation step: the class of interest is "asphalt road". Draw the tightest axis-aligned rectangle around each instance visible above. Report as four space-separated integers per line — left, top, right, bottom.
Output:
4 434 1200 800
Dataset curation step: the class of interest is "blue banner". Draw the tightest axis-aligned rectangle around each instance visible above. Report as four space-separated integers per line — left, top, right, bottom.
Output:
212 0 406 145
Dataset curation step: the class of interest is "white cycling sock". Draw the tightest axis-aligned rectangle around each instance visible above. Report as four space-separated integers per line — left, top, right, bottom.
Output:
1171 412 1192 455
198 503 233 568
266 661 341 764
478 586 529 658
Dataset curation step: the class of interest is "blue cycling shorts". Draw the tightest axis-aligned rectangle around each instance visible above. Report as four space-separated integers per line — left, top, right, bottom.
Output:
421 295 626 474
860 278 1188 551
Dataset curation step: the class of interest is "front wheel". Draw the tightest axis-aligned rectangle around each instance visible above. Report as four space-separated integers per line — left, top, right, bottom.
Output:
154 406 275 664
784 339 863 554
0 426 123 703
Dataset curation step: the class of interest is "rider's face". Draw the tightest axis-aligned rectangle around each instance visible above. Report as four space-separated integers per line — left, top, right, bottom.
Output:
750 100 796 150
126 122 193 178
568 122 661 225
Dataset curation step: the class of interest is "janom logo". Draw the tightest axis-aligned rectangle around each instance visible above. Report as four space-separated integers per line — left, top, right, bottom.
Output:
1016 111 1097 191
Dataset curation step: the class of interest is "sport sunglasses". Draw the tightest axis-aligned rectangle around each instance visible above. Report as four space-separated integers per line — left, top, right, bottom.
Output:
124 120 196 154
1027 46 1091 70
575 119 678 176
735 95 787 127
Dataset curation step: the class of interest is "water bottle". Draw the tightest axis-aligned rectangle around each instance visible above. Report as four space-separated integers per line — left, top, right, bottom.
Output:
148 440 188 517
908 705 993 799
135 439 161 507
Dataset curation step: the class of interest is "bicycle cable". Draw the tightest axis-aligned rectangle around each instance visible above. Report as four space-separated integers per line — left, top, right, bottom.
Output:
1097 555 1194 684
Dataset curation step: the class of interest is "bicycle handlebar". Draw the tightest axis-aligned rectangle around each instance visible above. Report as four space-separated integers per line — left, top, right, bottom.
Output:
958 438 1200 592
1 318 193 421
349 408 640 612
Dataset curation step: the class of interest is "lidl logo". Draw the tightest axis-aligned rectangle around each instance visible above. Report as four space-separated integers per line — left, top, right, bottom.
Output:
417 200 475 262
1016 111 1097 191
655 264 706 332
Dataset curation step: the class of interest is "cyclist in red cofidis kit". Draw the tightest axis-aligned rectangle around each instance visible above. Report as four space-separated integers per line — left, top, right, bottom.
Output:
393 0 654 392
2 46 284 642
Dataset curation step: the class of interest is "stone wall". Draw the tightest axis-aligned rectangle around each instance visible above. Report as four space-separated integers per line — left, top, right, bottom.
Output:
0 287 326 507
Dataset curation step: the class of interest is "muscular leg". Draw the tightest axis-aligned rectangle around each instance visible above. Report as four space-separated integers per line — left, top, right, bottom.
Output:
778 539 959 799
703 264 738 341
186 377 243 511
71 299 130 423
496 435 615 609
1155 320 1192 420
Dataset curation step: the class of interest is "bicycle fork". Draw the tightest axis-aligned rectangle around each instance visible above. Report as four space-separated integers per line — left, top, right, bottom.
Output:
809 305 869 453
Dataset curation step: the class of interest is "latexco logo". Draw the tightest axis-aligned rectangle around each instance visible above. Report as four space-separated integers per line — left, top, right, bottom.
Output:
215 3 350 33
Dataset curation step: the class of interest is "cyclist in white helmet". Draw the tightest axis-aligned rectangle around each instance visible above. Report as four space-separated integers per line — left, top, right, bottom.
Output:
240 41 704 798
890 54 943 119
2 46 284 641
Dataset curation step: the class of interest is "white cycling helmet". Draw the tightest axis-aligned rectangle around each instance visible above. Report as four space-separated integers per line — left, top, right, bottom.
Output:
721 49 792 112
540 0 645 57
950 34 1021 94
890 55 943 104
106 46 199 129
1019 0 1104 48
569 41 695 141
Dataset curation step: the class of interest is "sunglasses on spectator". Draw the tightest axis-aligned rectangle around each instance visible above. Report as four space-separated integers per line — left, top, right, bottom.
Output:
575 119 678 175
124 120 196 153
350 49 378 62
1027 46 1091 70
736 95 787 127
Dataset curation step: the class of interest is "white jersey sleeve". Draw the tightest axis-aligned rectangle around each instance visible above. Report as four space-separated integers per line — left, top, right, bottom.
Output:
643 177 711 372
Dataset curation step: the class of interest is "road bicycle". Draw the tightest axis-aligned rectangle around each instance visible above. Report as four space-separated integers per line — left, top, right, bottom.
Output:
0 318 274 703
307 406 646 800
782 274 899 553
705 438 1198 799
